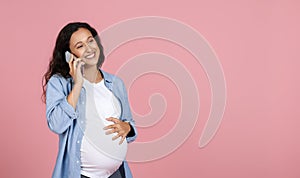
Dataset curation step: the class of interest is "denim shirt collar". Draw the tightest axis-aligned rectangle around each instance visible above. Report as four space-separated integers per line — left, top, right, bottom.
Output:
68 69 114 91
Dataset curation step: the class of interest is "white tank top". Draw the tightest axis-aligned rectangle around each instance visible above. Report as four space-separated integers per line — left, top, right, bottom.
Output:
80 79 128 178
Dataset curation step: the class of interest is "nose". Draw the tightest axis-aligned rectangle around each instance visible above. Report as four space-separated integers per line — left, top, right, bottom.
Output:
85 43 92 52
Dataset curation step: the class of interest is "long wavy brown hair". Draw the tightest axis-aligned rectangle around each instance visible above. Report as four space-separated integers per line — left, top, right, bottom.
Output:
42 22 105 103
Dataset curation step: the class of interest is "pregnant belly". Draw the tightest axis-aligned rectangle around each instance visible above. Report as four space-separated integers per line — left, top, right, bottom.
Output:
80 119 128 176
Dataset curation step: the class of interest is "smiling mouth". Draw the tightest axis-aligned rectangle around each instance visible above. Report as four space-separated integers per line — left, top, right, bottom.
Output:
85 52 96 59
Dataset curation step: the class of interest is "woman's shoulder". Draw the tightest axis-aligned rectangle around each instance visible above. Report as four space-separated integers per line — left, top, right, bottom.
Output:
101 70 123 83
48 74 72 86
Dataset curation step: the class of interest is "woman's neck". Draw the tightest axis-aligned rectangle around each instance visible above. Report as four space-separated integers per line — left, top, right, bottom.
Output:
83 66 102 83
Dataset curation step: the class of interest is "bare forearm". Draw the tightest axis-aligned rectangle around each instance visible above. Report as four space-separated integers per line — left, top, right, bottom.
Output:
67 83 82 109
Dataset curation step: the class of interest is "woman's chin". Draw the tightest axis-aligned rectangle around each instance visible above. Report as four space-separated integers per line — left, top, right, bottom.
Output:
83 61 98 68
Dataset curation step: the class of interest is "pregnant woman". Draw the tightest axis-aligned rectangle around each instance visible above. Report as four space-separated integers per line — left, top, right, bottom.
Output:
42 22 137 178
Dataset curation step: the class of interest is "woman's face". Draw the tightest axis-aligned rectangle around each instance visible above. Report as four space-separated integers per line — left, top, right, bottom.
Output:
69 28 100 67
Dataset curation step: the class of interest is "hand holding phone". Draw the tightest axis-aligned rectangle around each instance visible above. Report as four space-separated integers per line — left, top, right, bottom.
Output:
65 51 85 78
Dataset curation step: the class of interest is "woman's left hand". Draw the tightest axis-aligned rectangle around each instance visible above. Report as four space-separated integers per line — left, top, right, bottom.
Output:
103 117 131 145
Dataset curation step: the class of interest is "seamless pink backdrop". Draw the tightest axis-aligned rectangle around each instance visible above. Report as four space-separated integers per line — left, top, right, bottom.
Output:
0 0 299 177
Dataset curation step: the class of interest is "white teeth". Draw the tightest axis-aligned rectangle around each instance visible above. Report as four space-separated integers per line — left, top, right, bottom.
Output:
85 53 95 59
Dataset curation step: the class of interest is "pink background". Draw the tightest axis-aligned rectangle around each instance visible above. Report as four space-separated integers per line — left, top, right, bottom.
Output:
1 0 300 177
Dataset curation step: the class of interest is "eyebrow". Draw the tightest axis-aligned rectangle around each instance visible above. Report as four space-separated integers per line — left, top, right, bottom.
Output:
74 36 93 47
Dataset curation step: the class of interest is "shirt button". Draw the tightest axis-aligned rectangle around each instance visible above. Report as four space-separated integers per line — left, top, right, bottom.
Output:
77 140 80 144
76 160 79 164
81 121 84 124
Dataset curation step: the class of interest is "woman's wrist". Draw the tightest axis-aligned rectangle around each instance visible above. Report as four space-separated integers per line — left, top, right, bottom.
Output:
124 121 135 138
73 81 83 88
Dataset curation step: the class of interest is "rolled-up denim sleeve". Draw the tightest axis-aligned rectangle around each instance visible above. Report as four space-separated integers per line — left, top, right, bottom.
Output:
46 76 78 134
119 79 138 143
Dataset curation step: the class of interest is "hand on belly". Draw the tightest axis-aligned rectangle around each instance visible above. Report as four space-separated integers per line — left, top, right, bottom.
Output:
83 117 128 161
103 117 131 145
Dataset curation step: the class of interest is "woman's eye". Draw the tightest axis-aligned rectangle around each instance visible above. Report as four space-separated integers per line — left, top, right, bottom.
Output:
76 45 83 49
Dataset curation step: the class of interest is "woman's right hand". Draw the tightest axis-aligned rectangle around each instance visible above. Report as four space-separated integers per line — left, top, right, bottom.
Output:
68 54 85 86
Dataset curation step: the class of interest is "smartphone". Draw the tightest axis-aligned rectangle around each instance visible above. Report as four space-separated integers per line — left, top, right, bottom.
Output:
65 51 72 63
65 51 84 75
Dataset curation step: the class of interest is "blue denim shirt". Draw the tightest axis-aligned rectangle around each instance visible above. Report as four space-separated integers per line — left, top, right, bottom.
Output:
46 70 137 178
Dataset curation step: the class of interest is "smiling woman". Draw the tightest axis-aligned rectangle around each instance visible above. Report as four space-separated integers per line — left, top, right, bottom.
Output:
42 22 137 178
69 28 100 68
